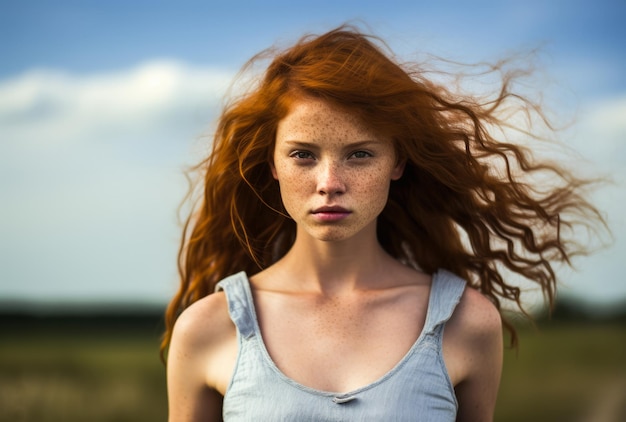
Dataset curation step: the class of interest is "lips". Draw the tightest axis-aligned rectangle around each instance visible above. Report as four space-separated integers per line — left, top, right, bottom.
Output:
311 206 351 222
312 206 350 214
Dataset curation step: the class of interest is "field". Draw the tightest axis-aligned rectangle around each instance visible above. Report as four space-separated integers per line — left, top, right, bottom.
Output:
1 313 625 421
497 322 626 422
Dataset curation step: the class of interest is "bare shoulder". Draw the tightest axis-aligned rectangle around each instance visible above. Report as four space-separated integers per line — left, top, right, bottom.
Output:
449 286 502 340
170 291 234 350
443 285 503 421
168 291 237 389
167 292 236 421
442 285 503 383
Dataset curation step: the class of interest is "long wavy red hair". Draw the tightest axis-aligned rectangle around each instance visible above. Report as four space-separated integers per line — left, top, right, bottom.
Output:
161 25 605 358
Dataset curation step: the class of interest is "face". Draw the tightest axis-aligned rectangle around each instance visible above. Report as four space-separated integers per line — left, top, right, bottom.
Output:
271 96 405 242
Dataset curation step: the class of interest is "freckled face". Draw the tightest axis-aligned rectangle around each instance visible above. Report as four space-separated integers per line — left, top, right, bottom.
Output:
272 97 405 242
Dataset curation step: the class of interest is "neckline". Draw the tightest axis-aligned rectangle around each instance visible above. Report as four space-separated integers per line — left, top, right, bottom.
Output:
237 270 445 397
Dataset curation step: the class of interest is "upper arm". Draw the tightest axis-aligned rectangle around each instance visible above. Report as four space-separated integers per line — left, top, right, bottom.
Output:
166 292 236 422
443 288 503 422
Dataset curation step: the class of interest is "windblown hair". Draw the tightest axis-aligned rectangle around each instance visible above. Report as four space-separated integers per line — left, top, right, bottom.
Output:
161 25 605 357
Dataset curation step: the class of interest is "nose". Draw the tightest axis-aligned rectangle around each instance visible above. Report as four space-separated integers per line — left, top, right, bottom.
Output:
317 160 346 196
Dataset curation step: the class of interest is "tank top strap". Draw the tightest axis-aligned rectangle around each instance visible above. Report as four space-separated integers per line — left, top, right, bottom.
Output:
422 269 467 335
214 271 257 339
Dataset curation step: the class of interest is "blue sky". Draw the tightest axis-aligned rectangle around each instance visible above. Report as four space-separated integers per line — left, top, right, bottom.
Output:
1 0 625 309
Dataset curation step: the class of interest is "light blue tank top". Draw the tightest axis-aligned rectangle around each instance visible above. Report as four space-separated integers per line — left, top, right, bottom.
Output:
215 269 466 421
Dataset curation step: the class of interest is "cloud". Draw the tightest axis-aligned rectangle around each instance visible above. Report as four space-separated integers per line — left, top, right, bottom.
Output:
560 94 626 305
0 61 233 149
575 95 626 166
0 61 234 303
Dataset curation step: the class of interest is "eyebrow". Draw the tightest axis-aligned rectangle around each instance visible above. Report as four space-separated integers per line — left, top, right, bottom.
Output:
281 140 384 149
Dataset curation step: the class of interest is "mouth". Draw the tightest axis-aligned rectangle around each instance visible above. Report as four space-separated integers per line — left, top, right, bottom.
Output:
312 206 350 214
311 206 351 222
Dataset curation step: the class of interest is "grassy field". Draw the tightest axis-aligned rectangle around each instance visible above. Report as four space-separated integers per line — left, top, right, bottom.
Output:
0 315 168 422
496 322 626 422
1 314 625 421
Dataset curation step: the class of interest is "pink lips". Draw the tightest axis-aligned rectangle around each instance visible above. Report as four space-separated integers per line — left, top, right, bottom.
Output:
311 206 351 222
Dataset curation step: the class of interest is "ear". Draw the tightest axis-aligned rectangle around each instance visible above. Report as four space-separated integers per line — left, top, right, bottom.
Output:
391 159 406 181
270 160 278 180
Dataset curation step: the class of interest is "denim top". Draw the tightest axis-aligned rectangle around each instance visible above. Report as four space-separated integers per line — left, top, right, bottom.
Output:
215 269 466 421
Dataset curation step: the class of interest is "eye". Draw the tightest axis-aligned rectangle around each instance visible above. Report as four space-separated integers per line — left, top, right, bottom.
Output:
350 150 372 159
290 150 315 160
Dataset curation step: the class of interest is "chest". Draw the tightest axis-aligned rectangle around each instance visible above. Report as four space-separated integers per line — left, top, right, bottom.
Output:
223 343 458 422
253 288 429 393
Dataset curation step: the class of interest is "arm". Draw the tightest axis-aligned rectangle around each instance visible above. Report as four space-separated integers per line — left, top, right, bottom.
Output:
167 292 236 422
443 288 503 422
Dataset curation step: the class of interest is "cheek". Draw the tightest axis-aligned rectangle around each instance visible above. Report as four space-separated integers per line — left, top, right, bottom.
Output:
355 165 394 191
273 162 297 183
273 164 308 201
351 168 393 209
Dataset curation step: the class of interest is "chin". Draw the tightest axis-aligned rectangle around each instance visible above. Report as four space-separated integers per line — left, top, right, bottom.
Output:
305 226 365 243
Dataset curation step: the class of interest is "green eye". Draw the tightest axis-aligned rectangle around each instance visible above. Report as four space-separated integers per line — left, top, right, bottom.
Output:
291 151 314 160
351 151 372 159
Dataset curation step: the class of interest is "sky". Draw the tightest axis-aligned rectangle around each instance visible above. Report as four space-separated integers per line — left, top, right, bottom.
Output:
1 0 625 311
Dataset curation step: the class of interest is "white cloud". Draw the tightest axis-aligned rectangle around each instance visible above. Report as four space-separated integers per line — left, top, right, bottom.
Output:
0 61 233 149
575 96 626 166
0 61 235 303
559 94 626 305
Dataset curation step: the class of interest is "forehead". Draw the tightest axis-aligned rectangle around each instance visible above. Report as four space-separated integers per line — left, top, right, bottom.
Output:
276 97 379 142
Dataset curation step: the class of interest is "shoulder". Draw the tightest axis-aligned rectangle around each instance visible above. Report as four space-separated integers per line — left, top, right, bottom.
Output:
171 291 233 347
443 285 503 421
167 291 237 420
168 291 236 388
451 285 502 339
442 282 503 380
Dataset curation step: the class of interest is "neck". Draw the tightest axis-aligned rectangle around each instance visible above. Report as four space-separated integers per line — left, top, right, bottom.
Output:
275 228 394 295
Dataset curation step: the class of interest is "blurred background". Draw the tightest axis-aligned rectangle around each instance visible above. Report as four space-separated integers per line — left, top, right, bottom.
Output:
1 0 625 421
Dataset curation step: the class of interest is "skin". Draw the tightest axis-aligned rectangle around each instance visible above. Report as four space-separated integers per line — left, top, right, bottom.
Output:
167 96 503 421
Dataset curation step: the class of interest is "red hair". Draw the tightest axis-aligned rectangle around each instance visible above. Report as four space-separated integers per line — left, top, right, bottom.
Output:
161 25 605 358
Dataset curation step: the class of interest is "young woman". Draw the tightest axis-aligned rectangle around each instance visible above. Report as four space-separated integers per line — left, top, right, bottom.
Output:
163 26 604 421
